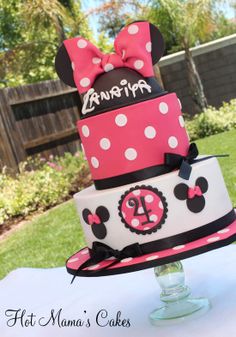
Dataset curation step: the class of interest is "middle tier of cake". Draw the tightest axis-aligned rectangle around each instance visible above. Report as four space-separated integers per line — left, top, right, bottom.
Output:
78 93 190 189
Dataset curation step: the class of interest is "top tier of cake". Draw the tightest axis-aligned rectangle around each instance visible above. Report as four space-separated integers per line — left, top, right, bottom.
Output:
55 21 191 189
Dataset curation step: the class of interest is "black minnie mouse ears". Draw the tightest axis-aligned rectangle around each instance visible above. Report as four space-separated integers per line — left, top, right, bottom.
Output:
55 44 76 88
147 21 165 65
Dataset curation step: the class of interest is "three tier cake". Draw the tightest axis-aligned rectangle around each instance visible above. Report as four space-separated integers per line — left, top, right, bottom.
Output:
55 21 236 279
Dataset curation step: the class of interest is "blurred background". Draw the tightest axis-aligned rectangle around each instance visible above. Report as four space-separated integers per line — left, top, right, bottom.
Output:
0 0 235 88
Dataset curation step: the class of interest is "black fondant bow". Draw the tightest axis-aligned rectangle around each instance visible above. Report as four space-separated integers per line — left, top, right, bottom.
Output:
71 242 143 283
165 143 199 180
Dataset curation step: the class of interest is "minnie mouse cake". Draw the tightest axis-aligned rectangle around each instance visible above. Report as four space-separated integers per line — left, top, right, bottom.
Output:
55 21 236 279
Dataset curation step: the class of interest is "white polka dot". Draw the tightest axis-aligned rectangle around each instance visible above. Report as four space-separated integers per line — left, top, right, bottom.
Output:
125 148 137 161
146 255 159 261
81 249 89 255
144 126 156 139
82 125 90 137
106 256 116 261
128 24 139 35
71 62 75 71
179 115 185 127
91 157 99 168
178 98 182 109
138 207 144 213
77 39 87 48
168 136 178 149
68 257 79 263
88 264 100 270
173 245 185 250
159 102 169 114
146 41 152 52
133 189 141 196
207 237 220 243
150 214 158 222
100 138 111 150
159 201 163 209
80 77 90 87
122 211 126 218
121 257 133 263
144 227 150 230
104 63 114 72
115 114 127 127
217 228 230 234
92 57 101 64
134 60 144 70
131 219 140 227
145 194 154 203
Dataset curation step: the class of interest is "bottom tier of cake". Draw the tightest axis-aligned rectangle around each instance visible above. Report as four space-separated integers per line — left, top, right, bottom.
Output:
67 157 236 277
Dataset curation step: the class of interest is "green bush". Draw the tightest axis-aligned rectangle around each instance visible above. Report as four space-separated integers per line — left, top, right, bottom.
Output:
185 99 236 141
0 152 90 225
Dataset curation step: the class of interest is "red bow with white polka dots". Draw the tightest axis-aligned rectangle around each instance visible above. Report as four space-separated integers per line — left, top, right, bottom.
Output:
63 22 154 93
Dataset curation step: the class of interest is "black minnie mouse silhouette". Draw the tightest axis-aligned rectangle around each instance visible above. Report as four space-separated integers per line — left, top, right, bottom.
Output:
82 206 110 239
174 177 208 213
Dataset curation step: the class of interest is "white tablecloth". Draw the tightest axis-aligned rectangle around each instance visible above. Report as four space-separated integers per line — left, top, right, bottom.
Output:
0 245 235 337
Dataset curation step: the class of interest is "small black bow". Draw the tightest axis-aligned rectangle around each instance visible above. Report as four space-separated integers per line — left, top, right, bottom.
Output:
71 242 143 283
164 143 199 180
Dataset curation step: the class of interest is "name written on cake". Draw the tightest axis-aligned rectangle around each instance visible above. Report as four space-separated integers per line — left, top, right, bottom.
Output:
82 79 152 115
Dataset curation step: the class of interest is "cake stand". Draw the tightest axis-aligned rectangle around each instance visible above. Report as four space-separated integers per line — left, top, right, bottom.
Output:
149 260 211 326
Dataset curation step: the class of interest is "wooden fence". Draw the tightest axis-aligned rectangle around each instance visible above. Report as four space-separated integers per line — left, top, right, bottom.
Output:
159 34 236 114
0 79 82 170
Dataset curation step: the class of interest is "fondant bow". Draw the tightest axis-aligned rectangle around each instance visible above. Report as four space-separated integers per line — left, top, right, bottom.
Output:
71 241 143 283
88 214 101 225
63 22 154 93
188 186 203 199
165 143 199 180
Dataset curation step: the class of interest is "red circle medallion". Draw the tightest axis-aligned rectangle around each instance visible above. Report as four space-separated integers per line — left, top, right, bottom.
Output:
118 185 168 235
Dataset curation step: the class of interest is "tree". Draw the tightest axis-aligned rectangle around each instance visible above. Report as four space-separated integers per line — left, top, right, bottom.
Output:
149 0 219 111
96 31 113 53
0 0 91 87
147 0 236 111
92 0 145 38
212 11 236 39
146 5 180 54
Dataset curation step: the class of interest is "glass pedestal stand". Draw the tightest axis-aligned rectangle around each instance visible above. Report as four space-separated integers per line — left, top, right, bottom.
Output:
149 261 211 326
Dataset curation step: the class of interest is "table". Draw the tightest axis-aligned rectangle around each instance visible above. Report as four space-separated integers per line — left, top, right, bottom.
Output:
0 245 235 337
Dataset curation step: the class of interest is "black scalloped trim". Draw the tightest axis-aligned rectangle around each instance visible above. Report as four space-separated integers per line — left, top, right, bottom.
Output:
118 185 168 235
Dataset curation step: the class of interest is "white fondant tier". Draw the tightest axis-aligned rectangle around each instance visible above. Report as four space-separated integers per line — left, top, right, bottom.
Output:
74 157 233 250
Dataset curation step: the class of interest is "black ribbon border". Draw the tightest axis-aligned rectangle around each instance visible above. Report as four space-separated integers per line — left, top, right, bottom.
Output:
94 143 199 190
68 209 236 279
67 233 236 278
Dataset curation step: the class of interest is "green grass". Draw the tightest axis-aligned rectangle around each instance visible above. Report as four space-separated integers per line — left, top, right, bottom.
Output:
196 129 236 204
0 200 86 279
0 130 235 280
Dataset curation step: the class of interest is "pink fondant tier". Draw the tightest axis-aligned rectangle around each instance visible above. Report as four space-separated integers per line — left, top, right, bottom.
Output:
78 93 189 181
